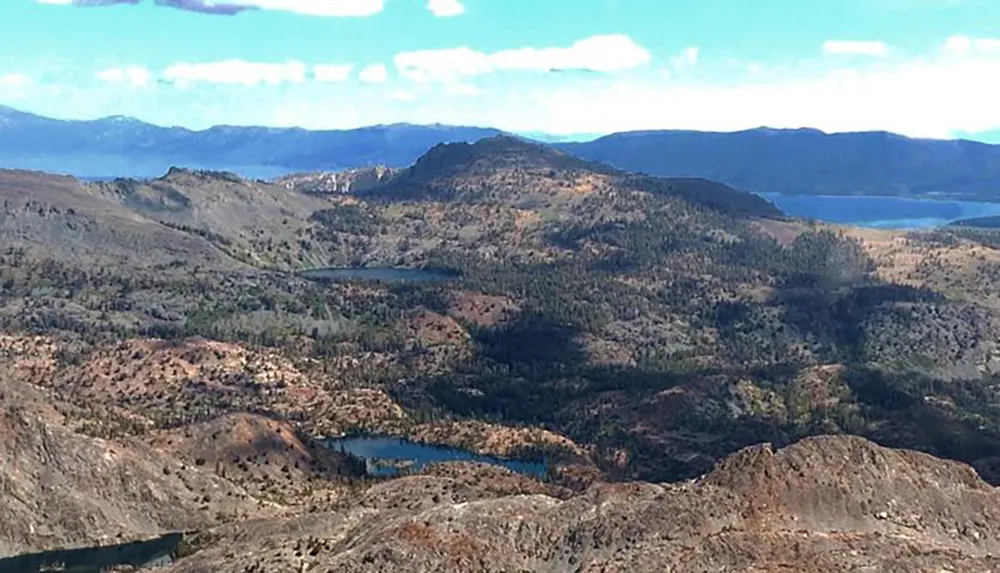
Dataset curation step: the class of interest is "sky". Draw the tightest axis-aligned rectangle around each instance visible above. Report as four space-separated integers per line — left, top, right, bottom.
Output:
1 0 1000 140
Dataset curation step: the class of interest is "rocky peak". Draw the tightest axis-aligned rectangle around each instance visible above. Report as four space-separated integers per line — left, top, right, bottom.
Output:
276 165 399 194
409 135 616 178
160 166 243 183
704 435 1000 543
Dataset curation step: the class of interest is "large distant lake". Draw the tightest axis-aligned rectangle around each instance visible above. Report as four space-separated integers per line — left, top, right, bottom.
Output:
74 170 1000 230
760 193 1000 229
328 435 548 478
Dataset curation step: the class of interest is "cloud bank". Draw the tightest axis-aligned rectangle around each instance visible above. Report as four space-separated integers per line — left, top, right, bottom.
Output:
394 34 652 84
7 35 1000 140
822 40 889 57
161 60 308 85
96 66 151 86
358 63 388 84
427 0 463 17
83 35 650 90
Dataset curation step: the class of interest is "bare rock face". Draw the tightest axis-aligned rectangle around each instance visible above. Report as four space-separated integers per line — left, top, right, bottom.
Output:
164 435 1000 572
276 166 398 194
142 412 363 503
703 435 1000 544
0 375 269 556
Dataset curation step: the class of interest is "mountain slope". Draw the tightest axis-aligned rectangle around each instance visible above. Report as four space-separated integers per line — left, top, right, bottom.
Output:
291 139 1000 484
9 138 1000 488
358 135 783 218
0 369 270 556
557 127 1000 200
16 113 1000 571
0 168 240 268
94 167 337 269
9 135 1000 533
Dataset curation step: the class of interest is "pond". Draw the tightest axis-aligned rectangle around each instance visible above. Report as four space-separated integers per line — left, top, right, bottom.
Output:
327 435 548 478
760 193 1000 230
298 267 457 284
0 532 185 572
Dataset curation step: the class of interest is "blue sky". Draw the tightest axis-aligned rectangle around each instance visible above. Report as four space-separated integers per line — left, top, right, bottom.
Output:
1 0 1000 139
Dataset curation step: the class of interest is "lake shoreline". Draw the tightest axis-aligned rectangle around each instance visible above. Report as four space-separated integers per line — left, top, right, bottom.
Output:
758 192 1000 230
326 434 549 478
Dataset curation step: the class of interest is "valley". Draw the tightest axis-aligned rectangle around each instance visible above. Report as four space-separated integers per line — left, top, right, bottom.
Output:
8 0 1000 566
6 135 1000 570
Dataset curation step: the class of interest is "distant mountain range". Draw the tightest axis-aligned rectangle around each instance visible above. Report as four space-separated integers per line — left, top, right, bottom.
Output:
0 105 503 179
558 128 1000 201
3 105 1000 200
956 129 1000 145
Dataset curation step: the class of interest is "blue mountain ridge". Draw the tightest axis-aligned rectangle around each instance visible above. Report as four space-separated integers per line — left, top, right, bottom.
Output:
3 105 1000 200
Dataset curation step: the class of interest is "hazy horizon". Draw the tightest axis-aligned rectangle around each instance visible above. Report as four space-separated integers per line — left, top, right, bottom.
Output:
4 102 1000 145
2 0 1000 140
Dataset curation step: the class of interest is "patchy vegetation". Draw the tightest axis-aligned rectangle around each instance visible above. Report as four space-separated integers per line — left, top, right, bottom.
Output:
7 137 1000 568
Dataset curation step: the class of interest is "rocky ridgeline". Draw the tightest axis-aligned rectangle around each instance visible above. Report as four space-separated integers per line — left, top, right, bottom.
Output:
275 166 398 195
163 435 1000 572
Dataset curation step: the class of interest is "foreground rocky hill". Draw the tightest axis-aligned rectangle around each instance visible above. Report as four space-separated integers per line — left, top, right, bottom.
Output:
0 370 269 556
7 358 1000 571
164 436 1000 572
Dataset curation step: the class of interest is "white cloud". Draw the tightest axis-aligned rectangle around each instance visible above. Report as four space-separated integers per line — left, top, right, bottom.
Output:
358 63 388 84
490 34 650 73
18 33 1000 142
822 40 889 57
96 66 151 87
0 73 31 87
444 82 479 96
427 0 464 17
263 34 1000 139
394 48 490 83
162 59 307 85
492 43 1000 137
312 63 353 82
385 90 415 102
942 35 1000 57
0 73 33 101
394 34 651 84
672 47 699 69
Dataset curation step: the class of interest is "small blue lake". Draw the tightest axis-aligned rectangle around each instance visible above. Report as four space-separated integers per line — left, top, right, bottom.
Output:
298 267 457 284
327 435 548 478
760 193 1000 230
0 532 185 572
